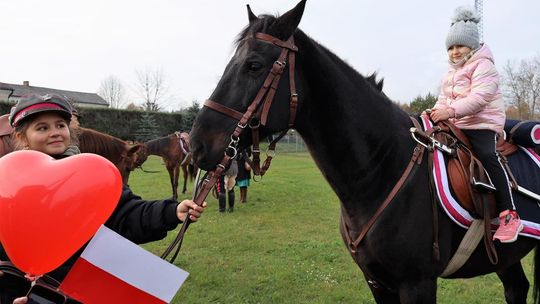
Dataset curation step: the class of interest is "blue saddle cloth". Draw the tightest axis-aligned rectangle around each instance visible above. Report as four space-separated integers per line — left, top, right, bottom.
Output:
507 147 540 225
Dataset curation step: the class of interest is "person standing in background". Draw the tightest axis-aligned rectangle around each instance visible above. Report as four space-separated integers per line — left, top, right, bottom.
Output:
217 161 238 213
236 148 252 203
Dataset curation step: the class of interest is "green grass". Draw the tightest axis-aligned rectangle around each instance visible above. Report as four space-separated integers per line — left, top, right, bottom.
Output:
129 154 535 303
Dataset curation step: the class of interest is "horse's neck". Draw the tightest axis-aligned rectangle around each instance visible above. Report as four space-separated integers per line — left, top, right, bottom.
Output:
146 138 169 157
295 44 416 212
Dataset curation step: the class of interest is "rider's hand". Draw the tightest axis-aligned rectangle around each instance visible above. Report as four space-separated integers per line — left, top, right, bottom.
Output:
177 200 207 222
429 108 452 123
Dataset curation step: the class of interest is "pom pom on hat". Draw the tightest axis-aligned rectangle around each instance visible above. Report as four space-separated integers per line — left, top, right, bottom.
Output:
445 6 480 50
451 6 480 25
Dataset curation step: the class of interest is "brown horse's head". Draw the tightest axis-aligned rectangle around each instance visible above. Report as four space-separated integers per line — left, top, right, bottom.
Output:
119 143 143 184
132 143 149 169
77 127 142 185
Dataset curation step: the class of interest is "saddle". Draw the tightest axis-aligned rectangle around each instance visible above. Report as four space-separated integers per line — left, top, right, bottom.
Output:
174 131 190 154
412 119 522 264
418 120 520 219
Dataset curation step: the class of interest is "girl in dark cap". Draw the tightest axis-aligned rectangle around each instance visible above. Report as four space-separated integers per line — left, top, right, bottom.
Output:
1 93 207 303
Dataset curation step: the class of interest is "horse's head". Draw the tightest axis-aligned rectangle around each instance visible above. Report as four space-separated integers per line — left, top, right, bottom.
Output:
132 143 149 169
191 0 306 170
119 143 143 185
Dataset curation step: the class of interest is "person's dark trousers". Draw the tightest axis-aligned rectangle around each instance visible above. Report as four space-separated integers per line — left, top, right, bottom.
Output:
462 129 515 212
228 189 235 212
218 176 226 212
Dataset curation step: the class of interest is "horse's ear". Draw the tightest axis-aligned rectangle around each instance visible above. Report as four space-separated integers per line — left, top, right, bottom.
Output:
271 0 306 39
247 4 257 23
128 144 142 156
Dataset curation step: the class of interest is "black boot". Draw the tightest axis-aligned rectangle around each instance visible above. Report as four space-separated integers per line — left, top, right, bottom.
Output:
227 189 235 212
218 193 226 212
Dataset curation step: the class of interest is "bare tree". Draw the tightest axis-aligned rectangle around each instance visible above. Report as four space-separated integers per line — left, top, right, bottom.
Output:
135 67 169 112
98 76 125 109
502 55 540 119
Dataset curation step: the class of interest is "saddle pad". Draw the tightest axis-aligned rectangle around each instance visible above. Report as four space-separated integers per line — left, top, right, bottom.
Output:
420 116 540 240
504 119 540 147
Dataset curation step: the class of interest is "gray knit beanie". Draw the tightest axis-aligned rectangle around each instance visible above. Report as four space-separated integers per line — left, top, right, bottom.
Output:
445 6 480 50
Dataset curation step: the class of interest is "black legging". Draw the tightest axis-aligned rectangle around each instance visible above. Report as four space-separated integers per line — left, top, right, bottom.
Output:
462 129 515 212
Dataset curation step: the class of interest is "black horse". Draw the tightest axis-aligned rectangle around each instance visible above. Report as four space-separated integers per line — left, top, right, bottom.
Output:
190 1 539 303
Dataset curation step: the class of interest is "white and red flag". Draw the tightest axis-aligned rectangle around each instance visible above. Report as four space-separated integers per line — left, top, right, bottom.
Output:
59 225 189 304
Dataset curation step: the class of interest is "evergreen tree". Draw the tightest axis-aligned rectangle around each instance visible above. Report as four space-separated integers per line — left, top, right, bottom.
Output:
134 111 160 141
409 93 438 114
179 101 201 131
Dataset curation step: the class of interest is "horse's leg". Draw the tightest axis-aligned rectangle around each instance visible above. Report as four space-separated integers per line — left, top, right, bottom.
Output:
496 262 529 304
365 277 400 304
181 164 188 194
166 161 177 201
173 164 180 200
396 279 437 304
339 218 401 303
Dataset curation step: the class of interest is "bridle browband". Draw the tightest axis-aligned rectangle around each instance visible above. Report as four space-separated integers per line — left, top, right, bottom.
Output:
161 31 300 263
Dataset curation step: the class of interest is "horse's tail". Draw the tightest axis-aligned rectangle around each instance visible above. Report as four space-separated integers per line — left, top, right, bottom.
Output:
534 245 540 304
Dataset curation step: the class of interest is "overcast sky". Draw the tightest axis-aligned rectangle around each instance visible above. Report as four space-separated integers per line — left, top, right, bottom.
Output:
2 0 539 110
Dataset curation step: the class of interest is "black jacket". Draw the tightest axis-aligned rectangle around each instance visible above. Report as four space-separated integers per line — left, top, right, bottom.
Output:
0 185 180 302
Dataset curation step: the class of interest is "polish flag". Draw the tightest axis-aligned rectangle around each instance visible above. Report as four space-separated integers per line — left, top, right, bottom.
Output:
59 226 189 304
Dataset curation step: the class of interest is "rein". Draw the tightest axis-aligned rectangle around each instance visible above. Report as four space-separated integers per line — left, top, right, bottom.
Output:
161 31 300 263
342 118 430 253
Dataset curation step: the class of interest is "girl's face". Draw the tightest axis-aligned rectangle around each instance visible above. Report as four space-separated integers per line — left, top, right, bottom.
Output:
447 45 472 63
16 112 70 156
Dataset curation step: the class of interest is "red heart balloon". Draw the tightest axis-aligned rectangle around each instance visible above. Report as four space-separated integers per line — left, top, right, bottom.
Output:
0 150 122 276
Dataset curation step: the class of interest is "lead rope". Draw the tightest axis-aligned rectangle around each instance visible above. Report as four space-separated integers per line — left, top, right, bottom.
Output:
161 155 231 263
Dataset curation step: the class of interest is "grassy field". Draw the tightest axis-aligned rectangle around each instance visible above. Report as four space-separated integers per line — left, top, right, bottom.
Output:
130 154 535 303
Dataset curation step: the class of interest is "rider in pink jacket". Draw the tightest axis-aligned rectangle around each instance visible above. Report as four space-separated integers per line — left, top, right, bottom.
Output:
433 44 506 134
429 6 522 243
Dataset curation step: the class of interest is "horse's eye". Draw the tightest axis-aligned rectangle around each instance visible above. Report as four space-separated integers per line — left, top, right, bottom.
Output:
248 62 263 72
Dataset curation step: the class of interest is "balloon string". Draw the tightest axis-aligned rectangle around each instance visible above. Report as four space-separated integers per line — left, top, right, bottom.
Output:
25 273 40 283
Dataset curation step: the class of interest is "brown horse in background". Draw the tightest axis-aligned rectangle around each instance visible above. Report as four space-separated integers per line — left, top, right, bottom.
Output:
0 115 14 158
0 116 140 185
135 132 194 201
76 127 142 185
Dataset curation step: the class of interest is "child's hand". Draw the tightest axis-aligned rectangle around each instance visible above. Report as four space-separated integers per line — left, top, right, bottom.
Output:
13 297 27 304
177 200 208 222
429 109 451 123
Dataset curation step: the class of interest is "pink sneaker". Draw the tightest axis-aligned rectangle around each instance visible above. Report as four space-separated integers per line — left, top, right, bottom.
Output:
493 210 523 243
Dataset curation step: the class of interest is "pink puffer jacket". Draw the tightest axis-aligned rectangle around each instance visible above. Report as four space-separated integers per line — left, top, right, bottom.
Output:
433 44 505 134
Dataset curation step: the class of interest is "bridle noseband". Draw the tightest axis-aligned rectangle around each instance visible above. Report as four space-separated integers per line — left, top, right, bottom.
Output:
161 31 300 263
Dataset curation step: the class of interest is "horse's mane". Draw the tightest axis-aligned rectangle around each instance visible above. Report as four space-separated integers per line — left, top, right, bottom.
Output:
77 127 127 161
235 14 387 97
145 135 173 155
